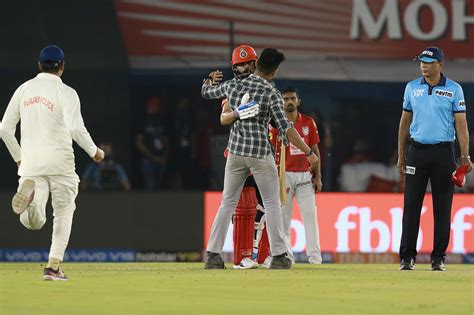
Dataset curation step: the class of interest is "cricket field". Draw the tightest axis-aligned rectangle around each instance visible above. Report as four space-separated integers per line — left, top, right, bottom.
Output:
1 263 472 315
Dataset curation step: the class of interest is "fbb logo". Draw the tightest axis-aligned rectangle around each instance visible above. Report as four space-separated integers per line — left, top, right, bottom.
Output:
204 192 474 254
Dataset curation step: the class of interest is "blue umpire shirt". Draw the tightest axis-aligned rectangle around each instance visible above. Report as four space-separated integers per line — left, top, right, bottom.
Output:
403 74 466 144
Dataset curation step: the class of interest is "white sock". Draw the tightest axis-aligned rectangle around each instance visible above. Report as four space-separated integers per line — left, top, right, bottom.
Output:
47 257 60 270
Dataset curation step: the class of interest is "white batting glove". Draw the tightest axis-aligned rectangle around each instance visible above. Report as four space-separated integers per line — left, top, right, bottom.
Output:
233 93 259 120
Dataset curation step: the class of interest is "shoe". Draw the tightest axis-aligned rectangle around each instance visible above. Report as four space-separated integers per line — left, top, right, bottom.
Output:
269 254 292 269
399 257 415 270
233 257 258 270
308 256 322 264
12 179 35 215
43 268 68 281
431 259 446 271
260 256 272 269
204 252 225 269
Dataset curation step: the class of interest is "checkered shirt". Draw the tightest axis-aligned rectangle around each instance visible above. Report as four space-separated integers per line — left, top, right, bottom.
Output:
202 74 293 158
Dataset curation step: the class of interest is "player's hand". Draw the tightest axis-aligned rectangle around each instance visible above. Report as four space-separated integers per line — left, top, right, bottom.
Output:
307 153 318 169
397 155 407 175
93 148 105 163
208 70 223 85
460 156 473 173
313 176 322 193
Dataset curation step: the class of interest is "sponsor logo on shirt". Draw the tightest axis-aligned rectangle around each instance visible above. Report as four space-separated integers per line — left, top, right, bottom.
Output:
302 126 309 136
290 143 304 155
23 96 54 112
434 89 453 98
421 50 433 56
413 89 424 97
406 166 416 175
459 100 465 107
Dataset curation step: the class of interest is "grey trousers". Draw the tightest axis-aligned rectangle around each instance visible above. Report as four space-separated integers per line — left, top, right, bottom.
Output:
207 153 287 256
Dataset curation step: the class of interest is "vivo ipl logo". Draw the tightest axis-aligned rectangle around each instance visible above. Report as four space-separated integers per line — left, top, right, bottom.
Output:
413 89 424 97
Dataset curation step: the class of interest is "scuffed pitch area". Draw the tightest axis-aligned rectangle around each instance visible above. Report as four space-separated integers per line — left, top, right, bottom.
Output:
1 263 472 315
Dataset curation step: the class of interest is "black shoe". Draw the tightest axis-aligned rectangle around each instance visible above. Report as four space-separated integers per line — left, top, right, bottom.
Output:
269 253 292 269
431 259 446 271
204 252 225 269
399 258 415 270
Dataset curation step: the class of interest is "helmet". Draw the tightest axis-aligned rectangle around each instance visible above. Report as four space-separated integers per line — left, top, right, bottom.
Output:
231 45 257 79
232 45 257 66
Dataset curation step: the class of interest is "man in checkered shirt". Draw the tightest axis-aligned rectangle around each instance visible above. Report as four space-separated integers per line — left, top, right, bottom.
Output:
201 48 318 269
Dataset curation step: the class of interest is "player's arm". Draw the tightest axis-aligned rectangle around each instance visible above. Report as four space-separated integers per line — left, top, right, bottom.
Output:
1 87 22 164
453 87 472 172
454 112 472 172
397 84 413 175
220 99 237 125
397 111 412 174
308 119 322 192
63 90 104 163
311 144 322 193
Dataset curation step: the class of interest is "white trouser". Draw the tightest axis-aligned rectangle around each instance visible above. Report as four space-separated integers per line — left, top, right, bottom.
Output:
18 175 79 261
282 171 321 263
207 153 287 256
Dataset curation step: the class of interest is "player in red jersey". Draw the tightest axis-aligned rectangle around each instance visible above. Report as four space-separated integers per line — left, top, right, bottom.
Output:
270 87 323 264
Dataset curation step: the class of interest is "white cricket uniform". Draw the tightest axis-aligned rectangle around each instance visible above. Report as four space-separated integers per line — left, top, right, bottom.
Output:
1 72 97 261
270 113 322 263
282 171 322 263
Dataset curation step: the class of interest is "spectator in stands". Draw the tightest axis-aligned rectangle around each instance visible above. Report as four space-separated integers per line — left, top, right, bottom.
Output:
135 96 168 191
81 142 130 191
339 140 388 191
366 150 403 192
170 97 195 189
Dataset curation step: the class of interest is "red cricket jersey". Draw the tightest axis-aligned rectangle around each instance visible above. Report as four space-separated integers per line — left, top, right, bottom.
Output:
270 113 320 172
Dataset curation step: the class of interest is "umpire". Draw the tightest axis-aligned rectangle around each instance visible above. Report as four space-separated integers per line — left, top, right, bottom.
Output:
397 46 472 271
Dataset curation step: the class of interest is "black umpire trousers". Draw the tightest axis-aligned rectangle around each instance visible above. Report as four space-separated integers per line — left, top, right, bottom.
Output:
399 141 456 262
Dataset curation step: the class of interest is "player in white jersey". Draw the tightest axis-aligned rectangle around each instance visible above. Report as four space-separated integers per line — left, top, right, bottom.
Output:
0 45 104 281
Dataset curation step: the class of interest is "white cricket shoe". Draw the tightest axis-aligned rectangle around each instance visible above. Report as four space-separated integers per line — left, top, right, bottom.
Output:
12 179 35 215
259 256 272 269
233 258 258 270
308 256 322 264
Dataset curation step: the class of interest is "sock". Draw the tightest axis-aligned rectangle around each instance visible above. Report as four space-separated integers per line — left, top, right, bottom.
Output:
47 257 61 270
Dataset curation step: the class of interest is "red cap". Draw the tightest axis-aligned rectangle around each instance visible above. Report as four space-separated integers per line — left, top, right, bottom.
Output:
232 45 257 66
452 164 469 187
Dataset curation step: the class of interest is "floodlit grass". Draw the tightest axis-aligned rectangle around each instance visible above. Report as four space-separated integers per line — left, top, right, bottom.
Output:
0 263 472 315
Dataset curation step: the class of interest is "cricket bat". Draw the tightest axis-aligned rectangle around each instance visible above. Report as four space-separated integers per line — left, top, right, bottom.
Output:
278 137 287 205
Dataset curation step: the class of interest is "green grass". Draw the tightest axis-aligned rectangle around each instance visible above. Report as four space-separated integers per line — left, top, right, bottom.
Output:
0 263 473 315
